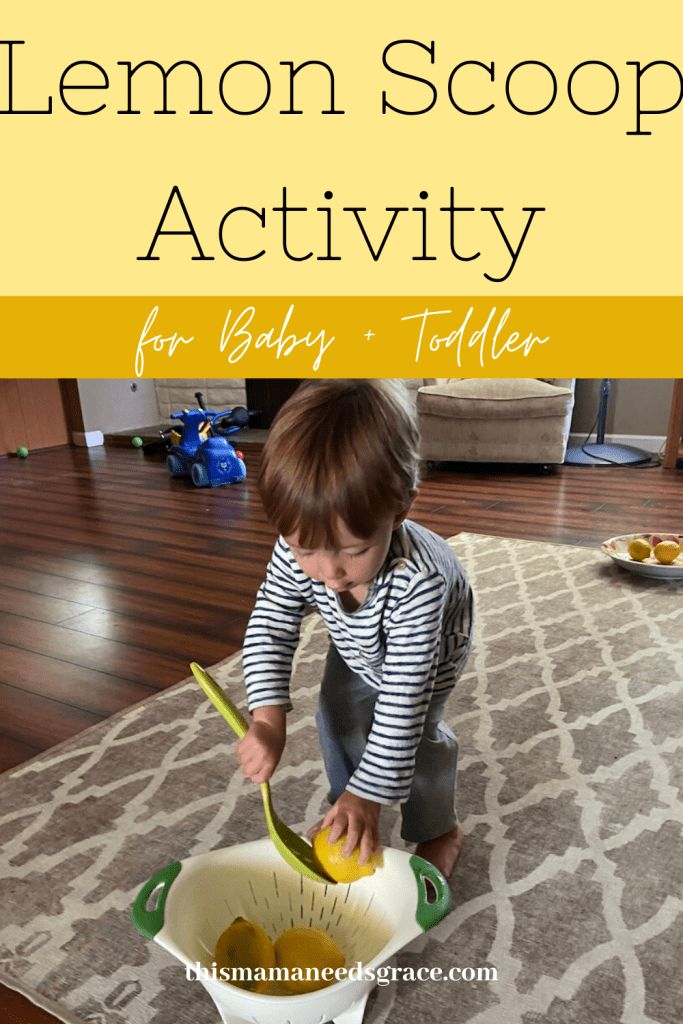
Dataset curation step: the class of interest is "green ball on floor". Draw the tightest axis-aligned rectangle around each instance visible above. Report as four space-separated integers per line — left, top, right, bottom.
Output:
131 436 143 448
16 446 29 458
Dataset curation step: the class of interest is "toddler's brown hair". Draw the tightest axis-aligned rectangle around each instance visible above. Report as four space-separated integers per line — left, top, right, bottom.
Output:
259 379 420 548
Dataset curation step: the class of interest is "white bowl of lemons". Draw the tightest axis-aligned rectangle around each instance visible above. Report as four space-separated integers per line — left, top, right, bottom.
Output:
132 837 450 1024
601 533 683 580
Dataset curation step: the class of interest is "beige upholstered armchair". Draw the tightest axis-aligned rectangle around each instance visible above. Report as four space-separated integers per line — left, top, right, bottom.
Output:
407 379 575 467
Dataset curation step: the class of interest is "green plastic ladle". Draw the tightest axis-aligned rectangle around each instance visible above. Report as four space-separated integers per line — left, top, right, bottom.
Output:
190 662 335 885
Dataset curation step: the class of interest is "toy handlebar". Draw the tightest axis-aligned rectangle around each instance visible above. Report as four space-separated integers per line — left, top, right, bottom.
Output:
212 407 250 434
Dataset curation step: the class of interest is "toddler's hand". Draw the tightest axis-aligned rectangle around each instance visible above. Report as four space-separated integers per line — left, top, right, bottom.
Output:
308 791 382 866
237 711 286 784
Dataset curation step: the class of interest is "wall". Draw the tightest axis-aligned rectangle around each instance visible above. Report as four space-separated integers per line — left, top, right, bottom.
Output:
74 378 674 439
77 380 161 433
76 379 248 433
154 380 247 419
571 380 674 437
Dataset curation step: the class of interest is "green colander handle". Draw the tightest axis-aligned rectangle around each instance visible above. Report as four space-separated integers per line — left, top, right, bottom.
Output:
131 861 182 940
410 854 452 931
191 662 249 739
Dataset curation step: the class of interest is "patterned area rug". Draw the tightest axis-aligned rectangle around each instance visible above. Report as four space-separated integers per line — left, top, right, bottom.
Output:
1 534 682 1024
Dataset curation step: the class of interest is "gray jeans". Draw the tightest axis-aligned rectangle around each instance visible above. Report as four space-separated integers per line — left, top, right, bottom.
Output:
315 644 458 843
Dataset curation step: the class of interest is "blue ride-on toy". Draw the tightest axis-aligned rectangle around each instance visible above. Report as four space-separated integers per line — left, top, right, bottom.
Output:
166 393 248 488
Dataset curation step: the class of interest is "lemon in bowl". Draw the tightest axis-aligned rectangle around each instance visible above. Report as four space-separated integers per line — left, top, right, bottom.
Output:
627 538 652 562
214 917 275 992
653 540 680 564
274 926 346 993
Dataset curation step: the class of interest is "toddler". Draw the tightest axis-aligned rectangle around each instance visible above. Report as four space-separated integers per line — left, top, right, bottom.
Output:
237 379 473 878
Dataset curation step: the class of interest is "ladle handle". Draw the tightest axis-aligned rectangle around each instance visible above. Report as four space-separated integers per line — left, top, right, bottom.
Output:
191 662 249 739
192 662 274 813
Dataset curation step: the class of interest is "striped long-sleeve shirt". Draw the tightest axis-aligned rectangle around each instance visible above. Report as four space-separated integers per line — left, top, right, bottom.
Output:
242 519 473 805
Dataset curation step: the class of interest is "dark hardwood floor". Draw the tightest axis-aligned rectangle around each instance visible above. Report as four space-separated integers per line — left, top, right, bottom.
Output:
1 443 680 775
0 443 680 1023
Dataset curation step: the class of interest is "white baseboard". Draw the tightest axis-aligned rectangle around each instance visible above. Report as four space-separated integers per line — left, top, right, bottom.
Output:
568 433 664 455
72 430 104 448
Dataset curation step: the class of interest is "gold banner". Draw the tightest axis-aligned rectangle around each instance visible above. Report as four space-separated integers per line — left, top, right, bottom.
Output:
1 296 680 377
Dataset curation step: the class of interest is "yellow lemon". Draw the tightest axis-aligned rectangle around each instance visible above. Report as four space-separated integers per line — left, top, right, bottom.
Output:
312 827 383 884
214 917 275 992
653 540 680 565
274 926 345 994
627 538 652 562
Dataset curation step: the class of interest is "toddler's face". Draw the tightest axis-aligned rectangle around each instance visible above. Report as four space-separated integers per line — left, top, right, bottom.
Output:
286 514 399 594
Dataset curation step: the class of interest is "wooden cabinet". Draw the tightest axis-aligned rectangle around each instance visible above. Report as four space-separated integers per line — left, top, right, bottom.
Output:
663 379 683 469
0 380 72 455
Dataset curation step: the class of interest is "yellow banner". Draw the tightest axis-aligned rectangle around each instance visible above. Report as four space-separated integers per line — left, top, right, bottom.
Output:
1 296 680 377
1 1 682 297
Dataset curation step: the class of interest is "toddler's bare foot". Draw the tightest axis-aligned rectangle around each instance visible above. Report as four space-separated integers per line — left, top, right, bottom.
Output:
415 825 464 879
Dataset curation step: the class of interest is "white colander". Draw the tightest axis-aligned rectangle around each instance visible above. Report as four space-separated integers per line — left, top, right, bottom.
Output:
132 837 451 1024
